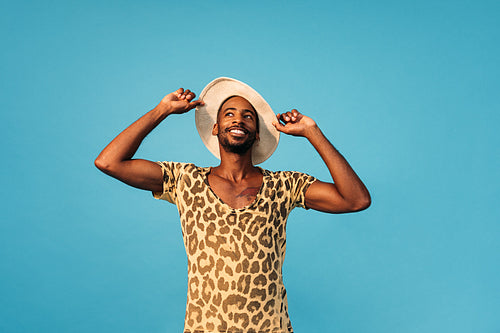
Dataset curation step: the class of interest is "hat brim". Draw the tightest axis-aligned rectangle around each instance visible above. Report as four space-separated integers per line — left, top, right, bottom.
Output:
195 77 279 165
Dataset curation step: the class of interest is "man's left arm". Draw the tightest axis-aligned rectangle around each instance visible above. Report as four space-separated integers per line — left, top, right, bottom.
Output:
273 109 371 214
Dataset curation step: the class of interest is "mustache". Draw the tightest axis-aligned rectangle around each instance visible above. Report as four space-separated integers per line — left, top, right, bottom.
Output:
225 125 249 134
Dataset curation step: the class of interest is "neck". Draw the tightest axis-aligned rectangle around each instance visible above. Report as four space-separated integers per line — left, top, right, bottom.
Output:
213 148 258 182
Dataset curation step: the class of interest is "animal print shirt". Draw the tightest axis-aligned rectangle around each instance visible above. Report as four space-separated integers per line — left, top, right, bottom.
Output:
153 162 316 333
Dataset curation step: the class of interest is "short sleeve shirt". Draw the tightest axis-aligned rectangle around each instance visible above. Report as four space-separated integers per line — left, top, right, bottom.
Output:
153 162 316 333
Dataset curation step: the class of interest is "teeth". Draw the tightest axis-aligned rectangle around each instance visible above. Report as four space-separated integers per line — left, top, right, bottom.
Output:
230 129 245 134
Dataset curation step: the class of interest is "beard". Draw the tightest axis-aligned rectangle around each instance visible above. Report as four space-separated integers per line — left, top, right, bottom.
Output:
217 129 257 155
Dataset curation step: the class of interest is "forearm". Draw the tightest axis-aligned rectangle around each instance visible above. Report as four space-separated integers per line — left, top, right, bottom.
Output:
95 104 171 170
305 125 370 206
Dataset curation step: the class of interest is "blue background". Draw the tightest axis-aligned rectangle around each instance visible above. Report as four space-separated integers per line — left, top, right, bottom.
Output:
1 0 499 332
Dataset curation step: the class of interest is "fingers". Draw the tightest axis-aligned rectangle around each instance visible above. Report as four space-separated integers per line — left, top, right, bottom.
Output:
174 88 204 106
272 109 303 134
175 88 194 100
277 109 301 124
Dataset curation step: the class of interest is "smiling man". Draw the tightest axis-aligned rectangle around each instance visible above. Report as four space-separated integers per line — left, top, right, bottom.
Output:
95 77 370 333
216 96 259 154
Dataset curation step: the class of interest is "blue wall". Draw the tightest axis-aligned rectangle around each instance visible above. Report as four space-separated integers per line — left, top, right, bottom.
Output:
1 1 499 332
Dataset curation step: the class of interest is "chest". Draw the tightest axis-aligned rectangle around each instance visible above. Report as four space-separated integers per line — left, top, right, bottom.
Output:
207 174 263 210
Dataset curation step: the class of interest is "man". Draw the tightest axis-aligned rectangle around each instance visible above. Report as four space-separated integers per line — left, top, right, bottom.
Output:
95 78 370 333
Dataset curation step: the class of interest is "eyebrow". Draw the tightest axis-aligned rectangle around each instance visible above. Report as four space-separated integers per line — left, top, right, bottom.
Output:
222 107 256 116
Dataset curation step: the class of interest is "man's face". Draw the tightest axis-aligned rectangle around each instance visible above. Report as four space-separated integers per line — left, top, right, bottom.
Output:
212 96 259 155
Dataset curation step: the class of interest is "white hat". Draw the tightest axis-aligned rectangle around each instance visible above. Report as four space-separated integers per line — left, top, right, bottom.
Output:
195 77 279 164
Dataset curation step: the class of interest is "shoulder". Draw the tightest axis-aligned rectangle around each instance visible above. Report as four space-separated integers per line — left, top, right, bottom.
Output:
264 168 315 181
157 161 208 178
263 168 316 191
157 161 204 171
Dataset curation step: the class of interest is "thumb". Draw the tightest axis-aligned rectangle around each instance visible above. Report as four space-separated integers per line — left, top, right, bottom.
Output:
186 99 205 110
272 121 287 133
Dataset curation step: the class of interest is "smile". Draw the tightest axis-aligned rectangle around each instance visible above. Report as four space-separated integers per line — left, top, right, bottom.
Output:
226 126 249 136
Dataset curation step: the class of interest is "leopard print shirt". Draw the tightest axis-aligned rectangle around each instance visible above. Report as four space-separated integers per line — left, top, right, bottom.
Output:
153 162 316 333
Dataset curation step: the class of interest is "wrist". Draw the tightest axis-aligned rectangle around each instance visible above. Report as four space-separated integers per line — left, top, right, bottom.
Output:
304 124 321 140
154 102 174 117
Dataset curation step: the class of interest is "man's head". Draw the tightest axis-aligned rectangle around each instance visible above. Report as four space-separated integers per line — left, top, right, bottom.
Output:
212 96 260 155
195 77 279 164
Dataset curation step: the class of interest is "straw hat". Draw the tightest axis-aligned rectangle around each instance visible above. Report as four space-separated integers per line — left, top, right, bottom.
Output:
195 77 279 164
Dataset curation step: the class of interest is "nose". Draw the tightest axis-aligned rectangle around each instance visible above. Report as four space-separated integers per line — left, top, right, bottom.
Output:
232 113 244 124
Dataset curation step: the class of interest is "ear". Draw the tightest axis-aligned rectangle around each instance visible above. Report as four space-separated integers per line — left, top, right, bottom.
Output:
212 123 219 136
256 131 260 141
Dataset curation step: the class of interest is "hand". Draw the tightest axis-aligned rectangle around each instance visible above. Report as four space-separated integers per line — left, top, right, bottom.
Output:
158 88 204 115
272 109 318 138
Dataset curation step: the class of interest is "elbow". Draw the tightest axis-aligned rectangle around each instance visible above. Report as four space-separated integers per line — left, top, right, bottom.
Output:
94 156 112 173
353 196 371 211
351 192 371 212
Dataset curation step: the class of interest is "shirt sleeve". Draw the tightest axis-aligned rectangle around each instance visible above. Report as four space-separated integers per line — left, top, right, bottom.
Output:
152 161 184 204
288 171 317 209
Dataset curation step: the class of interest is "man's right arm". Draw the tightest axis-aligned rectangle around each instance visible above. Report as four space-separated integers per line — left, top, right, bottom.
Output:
94 88 203 192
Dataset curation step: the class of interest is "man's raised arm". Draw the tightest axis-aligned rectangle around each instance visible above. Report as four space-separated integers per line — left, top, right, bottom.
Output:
272 109 371 214
94 88 203 192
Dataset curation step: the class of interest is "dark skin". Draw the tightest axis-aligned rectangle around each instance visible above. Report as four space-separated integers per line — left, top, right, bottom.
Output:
95 88 371 213
208 96 263 209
